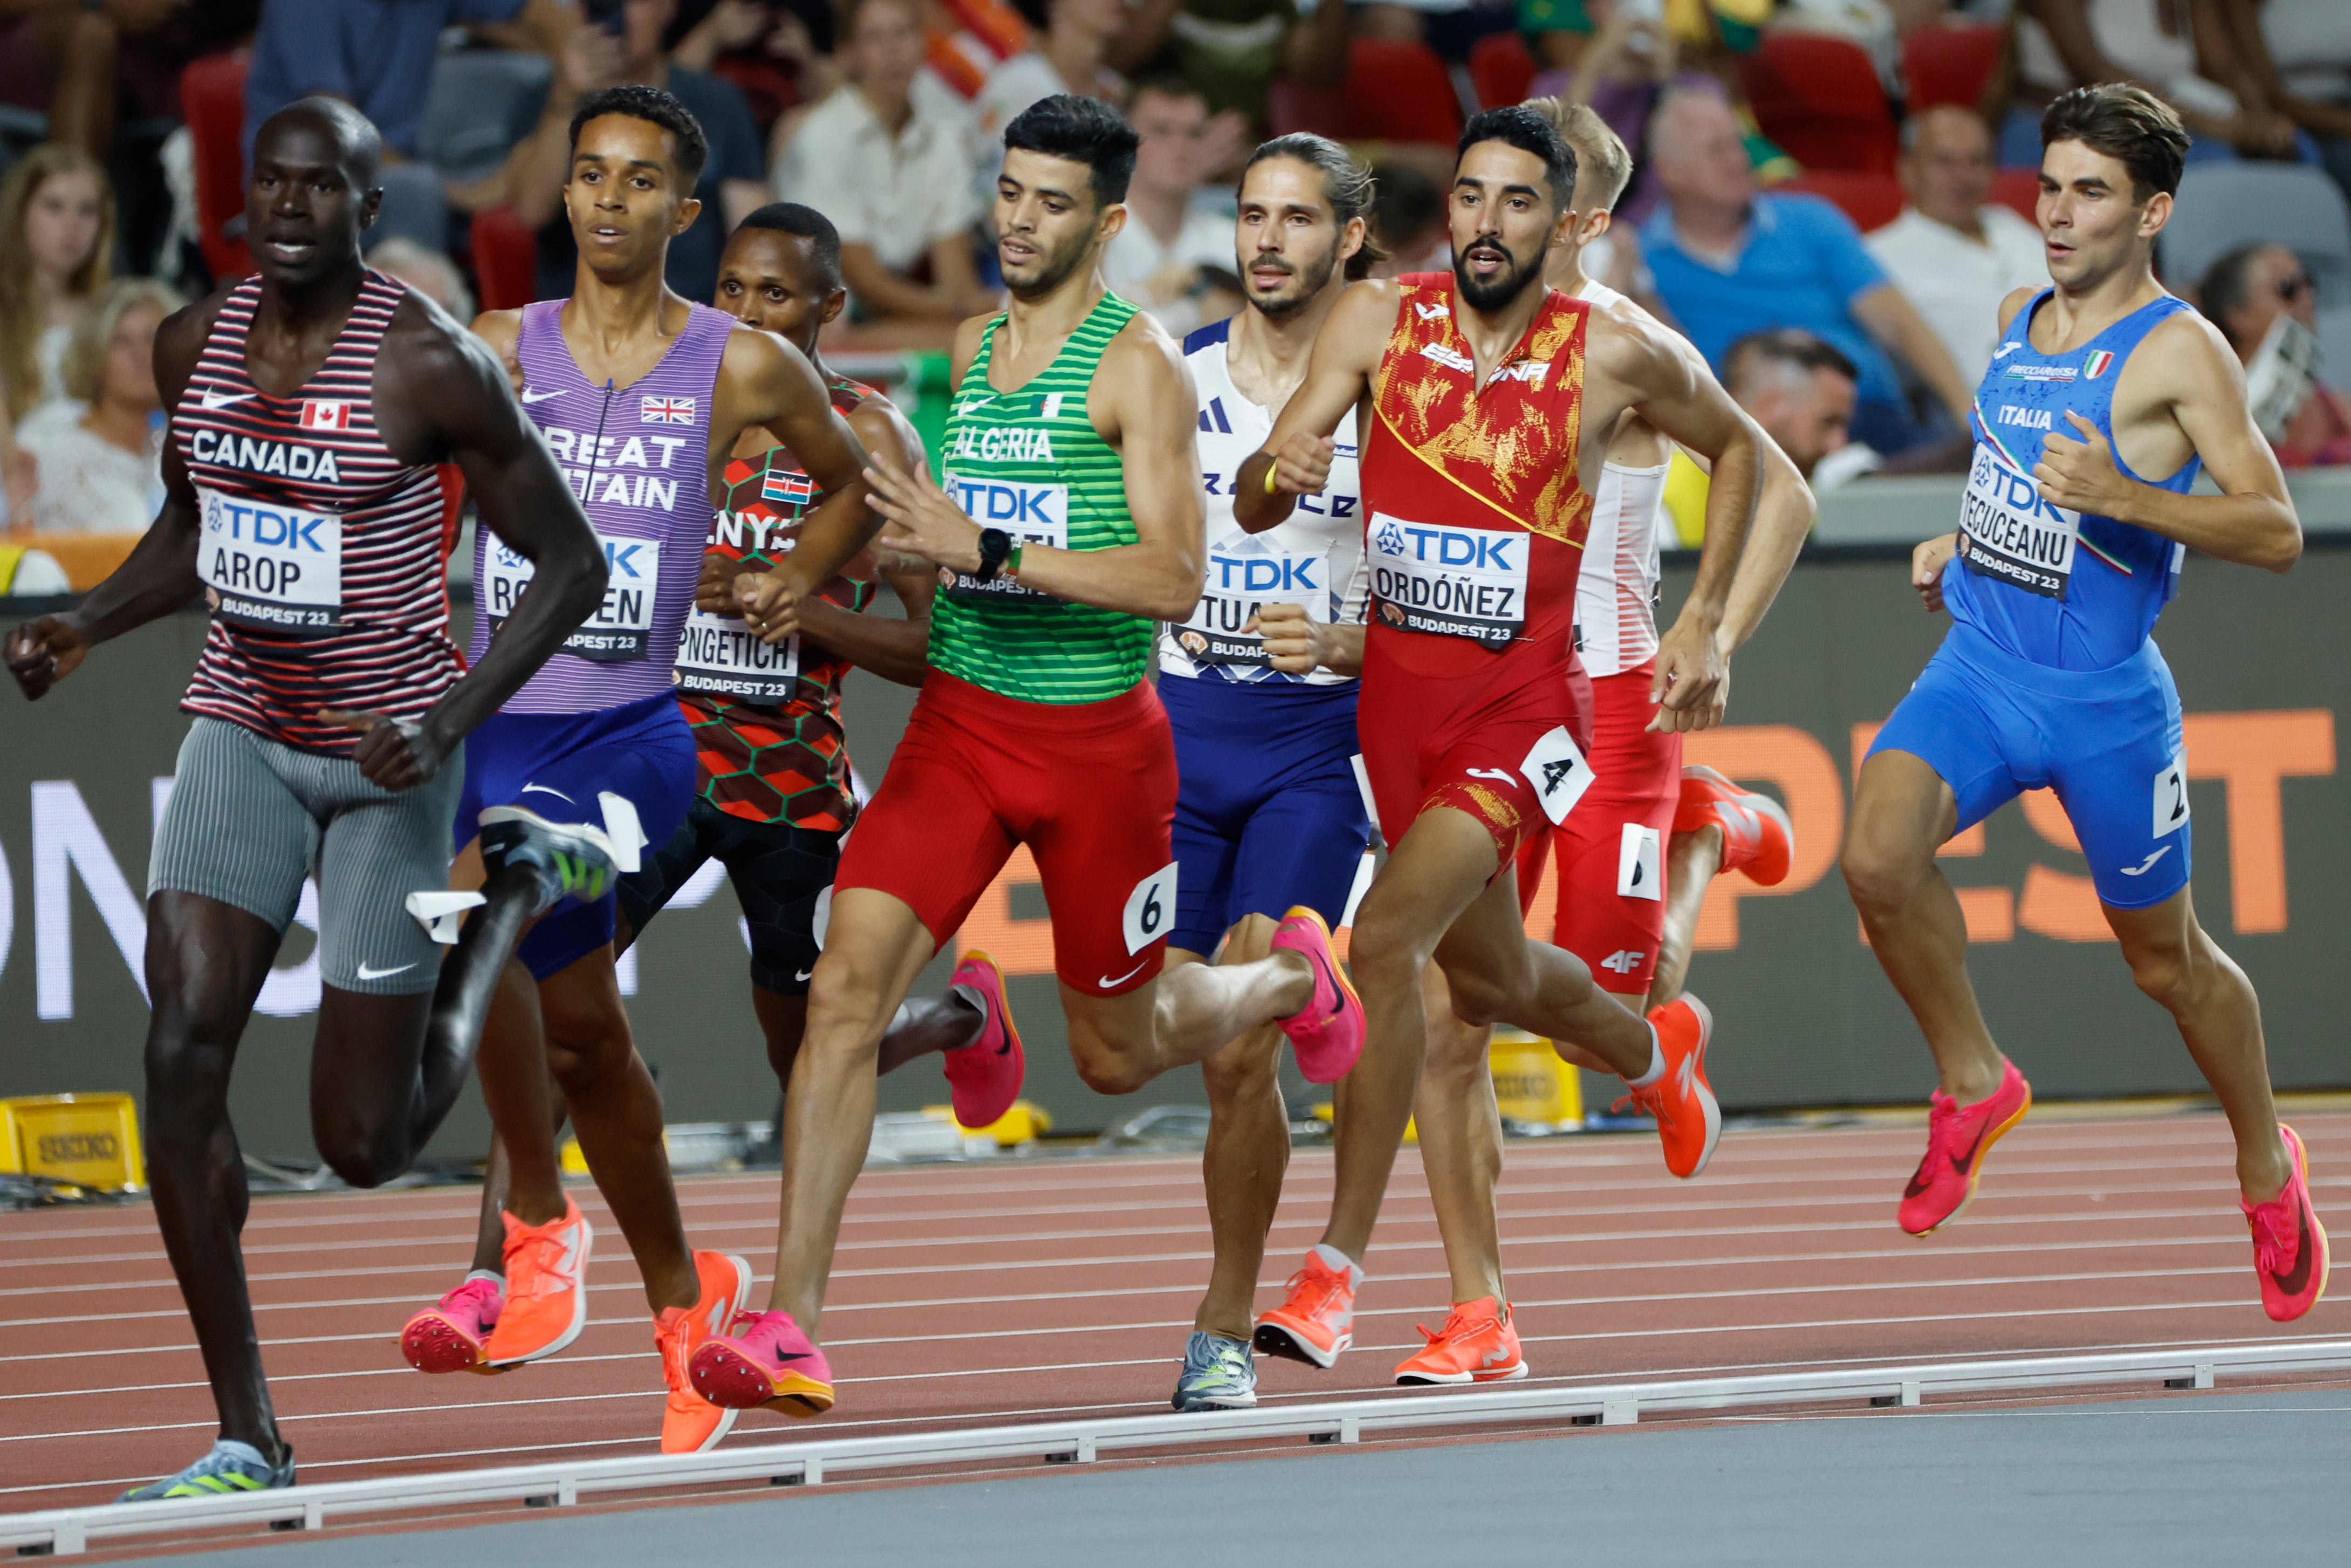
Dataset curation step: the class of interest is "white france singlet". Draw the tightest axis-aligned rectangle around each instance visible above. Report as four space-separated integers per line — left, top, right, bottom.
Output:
1159 316 1368 686
1571 279 1670 680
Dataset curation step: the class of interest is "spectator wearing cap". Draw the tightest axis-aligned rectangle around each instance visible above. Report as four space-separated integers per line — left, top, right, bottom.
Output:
2199 241 2351 467
776 0 995 339
490 0 768 305
1641 86 1971 456
1102 77 1245 334
243 0 581 254
1867 106 2051 386
1662 326 1860 543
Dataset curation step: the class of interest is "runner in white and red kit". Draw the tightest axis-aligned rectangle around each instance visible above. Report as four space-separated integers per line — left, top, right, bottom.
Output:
4 99 606 1501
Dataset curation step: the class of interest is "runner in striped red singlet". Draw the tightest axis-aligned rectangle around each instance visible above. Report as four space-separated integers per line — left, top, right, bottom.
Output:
412 88 884 1457
1231 108 1771 1378
3 100 606 1503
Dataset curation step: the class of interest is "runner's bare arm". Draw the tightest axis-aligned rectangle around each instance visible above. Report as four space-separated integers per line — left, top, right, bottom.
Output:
790 399 936 687
863 318 1208 621
1600 312 1759 731
331 297 606 789
726 328 880 641
6 293 224 700
2032 313 2301 572
1233 279 1394 532
1712 422 1815 658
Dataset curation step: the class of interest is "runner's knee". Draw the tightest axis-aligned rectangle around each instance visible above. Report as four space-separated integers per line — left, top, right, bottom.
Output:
2119 923 2218 1014
1840 814 1935 915
313 1116 412 1190
1068 1026 1153 1095
1201 1030 1282 1105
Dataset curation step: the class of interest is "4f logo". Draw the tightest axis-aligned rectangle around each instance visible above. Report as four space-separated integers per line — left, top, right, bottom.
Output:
1600 950 1644 975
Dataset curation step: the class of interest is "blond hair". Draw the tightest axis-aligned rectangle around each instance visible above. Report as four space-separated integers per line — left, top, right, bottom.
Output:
61 277 184 406
0 145 116 421
1523 97 1634 211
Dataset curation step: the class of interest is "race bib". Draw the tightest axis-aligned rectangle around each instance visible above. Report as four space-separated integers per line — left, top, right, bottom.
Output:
674 607 799 702
1121 861 1179 956
1957 444 2075 599
1520 725 1595 826
485 532 663 661
1366 513 1527 646
196 484 343 634
2152 753 2189 839
1173 546 1329 667
1617 823 1663 901
942 470 1067 602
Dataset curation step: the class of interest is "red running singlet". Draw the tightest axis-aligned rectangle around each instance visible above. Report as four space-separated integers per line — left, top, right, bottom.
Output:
177 272 462 755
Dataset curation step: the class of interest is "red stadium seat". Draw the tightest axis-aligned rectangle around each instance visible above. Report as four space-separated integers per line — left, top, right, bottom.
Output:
1739 32 1896 175
1903 22 2005 112
1991 168 2042 224
180 51 251 283
1470 30 1538 111
1267 76 1349 140
1781 169 1903 232
1343 38 1463 146
470 206 539 313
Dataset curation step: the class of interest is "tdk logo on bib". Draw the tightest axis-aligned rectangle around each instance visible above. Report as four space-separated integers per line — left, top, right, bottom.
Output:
947 474 1066 532
196 484 344 633
1368 513 1527 647
485 531 662 659
1957 446 2076 599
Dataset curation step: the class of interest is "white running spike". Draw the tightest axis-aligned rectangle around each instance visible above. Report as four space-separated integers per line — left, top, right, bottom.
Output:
406 891 488 945
598 792 646 873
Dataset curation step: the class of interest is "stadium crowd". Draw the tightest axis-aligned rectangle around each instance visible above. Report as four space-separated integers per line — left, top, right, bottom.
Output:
1 0 2347 571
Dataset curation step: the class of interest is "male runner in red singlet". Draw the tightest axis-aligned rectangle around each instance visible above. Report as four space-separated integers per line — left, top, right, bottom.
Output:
4 100 605 1501
1373 101 1817 1382
399 204 987 1397
1231 107 1766 1373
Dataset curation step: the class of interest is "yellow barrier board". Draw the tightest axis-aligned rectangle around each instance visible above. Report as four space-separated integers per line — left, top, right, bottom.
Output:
1 1094 145 1189
1489 1030 1584 1126
924 1099 1054 1146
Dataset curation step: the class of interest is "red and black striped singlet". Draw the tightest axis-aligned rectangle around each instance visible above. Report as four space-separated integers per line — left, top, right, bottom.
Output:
177 271 463 755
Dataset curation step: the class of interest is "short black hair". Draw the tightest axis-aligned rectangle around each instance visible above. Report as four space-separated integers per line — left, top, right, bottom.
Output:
2041 84 2188 203
569 84 710 191
1455 105 1578 210
1004 93 1140 208
1723 327 1859 391
734 202 844 290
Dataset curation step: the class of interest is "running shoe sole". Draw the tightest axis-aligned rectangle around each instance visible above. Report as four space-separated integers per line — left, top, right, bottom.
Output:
1674 994 1723 1180
1252 1320 1349 1369
1395 1360 1530 1387
401 1311 505 1377
690 1343 836 1418
687 1253 760 1452
1905 1083 2033 1238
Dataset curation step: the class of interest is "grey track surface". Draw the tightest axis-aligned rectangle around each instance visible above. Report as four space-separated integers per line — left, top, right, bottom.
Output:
190 1389 2349 1567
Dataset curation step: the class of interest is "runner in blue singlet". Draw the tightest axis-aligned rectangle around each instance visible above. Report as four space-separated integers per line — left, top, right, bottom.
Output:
1842 85 2328 1323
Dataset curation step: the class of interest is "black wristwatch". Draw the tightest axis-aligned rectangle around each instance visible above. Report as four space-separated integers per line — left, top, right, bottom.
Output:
975 527 1014 582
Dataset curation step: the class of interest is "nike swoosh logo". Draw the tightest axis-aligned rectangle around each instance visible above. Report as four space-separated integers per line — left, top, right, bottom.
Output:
1465 768 1514 784
2119 845 2172 877
2273 1202 2317 1296
1948 1111 2000 1177
198 392 255 409
520 388 566 403
1099 962 1147 989
520 784 574 803
794 967 815 983
355 962 415 981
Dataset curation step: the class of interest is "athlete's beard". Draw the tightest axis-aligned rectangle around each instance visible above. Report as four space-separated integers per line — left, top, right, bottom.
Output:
1453 235 1546 312
1005 227 1098 302
1247 238 1340 321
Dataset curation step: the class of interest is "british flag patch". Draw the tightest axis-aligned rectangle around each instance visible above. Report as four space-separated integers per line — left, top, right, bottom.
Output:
761 467 815 505
299 400 352 432
641 396 697 424
2085 350 2114 379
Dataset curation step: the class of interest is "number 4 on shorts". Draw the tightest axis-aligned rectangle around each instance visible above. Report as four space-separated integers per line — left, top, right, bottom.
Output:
2151 754 2189 839
1122 862 1180 955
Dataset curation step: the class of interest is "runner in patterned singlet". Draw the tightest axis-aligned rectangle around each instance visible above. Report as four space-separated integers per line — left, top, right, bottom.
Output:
1233 108 1772 1378
687 96 1365 1425
403 208 986 1388
399 89 885 1457
1846 87 2327 1320
3 100 606 1504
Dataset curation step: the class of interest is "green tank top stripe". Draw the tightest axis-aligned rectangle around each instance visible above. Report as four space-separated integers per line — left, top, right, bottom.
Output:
930 291 1152 704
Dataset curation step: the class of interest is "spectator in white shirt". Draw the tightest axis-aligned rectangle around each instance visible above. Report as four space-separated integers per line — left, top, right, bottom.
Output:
1866 107 2052 386
1102 76 1246 333
16 277 182 537
776 0 995 337
976 0 1128 164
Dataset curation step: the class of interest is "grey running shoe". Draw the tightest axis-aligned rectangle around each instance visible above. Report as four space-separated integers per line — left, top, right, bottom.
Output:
120 1439 295 1502
1172 1330 1258 1412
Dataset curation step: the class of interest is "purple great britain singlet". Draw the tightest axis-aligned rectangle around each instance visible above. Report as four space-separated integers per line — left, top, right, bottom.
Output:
470 299 733 714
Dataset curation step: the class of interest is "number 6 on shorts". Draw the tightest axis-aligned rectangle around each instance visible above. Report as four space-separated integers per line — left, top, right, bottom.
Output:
1122 861 1180 955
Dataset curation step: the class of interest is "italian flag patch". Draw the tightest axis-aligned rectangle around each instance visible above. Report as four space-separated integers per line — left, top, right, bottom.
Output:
2085 350 2114 379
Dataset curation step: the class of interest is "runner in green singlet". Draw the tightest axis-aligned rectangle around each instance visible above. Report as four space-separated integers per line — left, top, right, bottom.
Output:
686 97 1369 1422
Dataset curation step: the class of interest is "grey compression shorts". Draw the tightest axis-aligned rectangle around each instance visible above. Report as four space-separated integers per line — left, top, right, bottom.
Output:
149 717 463 995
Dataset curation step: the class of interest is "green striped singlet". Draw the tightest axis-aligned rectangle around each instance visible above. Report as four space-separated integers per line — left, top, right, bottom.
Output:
929 291 1150 703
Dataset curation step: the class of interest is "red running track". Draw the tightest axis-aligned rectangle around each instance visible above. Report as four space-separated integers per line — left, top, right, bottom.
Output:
3 1107 2345 1519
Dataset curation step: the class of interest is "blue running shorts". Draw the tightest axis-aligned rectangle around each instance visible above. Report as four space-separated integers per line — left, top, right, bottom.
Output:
455 689 697 978
1161 674 1375 956
1868 620 2191 910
